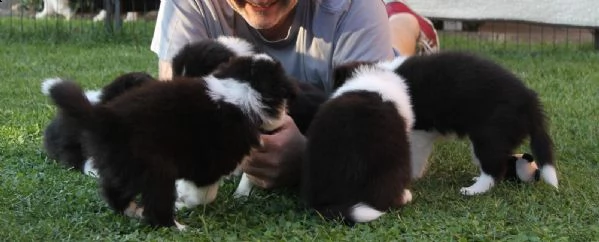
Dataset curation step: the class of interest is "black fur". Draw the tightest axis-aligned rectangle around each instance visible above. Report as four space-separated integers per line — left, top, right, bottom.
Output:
288 82 328 134
46 56 296 228
42 72 155 172
334 51 555 190
171 39 240 78
170 37 326 134
303 86 411 223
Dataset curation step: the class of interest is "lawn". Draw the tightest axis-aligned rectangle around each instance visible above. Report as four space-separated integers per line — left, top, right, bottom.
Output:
1 19 598 241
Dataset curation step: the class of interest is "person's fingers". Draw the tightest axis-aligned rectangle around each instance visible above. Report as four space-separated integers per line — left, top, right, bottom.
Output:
255 133 284 153
246 151 277 169
242 161 272 178
245 173 273 189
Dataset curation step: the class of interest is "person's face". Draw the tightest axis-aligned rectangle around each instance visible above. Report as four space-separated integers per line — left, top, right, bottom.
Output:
227 0 298 30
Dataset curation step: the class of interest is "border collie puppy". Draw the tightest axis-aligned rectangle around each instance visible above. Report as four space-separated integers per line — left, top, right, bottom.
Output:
44 54 297 230
171 36 255 78
41 72 155 176
302 64 414 224
170 35 327 135
168 36 327 198
334 51 558 195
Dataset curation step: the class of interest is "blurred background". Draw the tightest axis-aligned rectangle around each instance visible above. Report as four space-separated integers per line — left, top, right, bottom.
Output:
1 0 597 51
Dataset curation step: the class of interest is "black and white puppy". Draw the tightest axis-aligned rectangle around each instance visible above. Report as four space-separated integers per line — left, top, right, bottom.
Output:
171 36 327 135
168 36 327 198
334 51 558 195
41 72 155 177
302 64 414 224
44 54 297 230
171 36 256 78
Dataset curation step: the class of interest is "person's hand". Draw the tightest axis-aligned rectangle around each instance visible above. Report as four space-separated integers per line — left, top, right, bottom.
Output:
242 114 306 189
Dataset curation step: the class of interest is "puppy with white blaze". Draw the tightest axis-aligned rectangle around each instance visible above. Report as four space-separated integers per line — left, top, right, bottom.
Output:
168 36 327 199
44 54 297 230
302 65 414 224
335 51 559 196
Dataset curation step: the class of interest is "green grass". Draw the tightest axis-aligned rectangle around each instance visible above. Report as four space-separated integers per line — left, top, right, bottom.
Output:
1 18 599 241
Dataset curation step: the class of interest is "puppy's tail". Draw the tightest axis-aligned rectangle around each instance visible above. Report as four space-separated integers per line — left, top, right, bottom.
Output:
43 78 97 128
316 202 385 225
528 98 558 189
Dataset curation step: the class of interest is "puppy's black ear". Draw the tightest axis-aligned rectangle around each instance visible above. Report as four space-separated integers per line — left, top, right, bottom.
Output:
332 61 369 90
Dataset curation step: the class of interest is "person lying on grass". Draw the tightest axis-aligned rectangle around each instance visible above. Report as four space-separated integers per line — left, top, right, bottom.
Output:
150 0 440 190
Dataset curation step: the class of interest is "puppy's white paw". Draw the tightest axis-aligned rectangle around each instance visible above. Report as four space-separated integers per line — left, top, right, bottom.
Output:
124 202 144 218
174 220 187 231
401 189 413 204
83 158 99 178
233 173 253 198
460 173 495 196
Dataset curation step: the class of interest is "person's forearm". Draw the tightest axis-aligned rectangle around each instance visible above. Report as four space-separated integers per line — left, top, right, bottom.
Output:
159 60 173 80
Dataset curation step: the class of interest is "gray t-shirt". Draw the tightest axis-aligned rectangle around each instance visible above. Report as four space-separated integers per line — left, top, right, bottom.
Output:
151 0 396 93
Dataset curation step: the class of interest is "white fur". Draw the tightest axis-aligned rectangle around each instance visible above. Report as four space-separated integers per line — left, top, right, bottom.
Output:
332 66 414 132
252 53 274 62
84 90 102 105
540 165 559 189
375 56 408 71
233 173 253 198
204 75 285 129
349 203 385 223
123 12 139 22
216 36 256 57
124 201 143 218
460 172 495 195
93 9 140 22
401 189 413 205
174 220 187 231
409 130 439 179
205 76 264 116
92 10 107 22
36 0 74 20
41 78 63 96
175 180 219 210
515 157 538 182
82 158 99 178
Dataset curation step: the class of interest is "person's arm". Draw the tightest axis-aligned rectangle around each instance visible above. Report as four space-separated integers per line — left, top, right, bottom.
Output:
332 0 396 67
151 0 217 80
242 115 306 189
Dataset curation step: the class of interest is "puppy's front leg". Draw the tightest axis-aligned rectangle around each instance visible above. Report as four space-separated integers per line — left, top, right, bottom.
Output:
232 153 256 198
233 173 253 197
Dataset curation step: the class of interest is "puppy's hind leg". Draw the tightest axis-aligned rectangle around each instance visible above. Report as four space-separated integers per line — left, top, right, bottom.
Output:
100 180 138 216
409 130 438 179
141 168 178 229
461 133 511 195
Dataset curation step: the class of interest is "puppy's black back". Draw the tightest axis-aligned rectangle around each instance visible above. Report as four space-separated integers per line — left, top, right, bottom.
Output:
42 72 155 173
303 91 411 222
396 51 554 183
92 78 259 184
395 51 540 136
